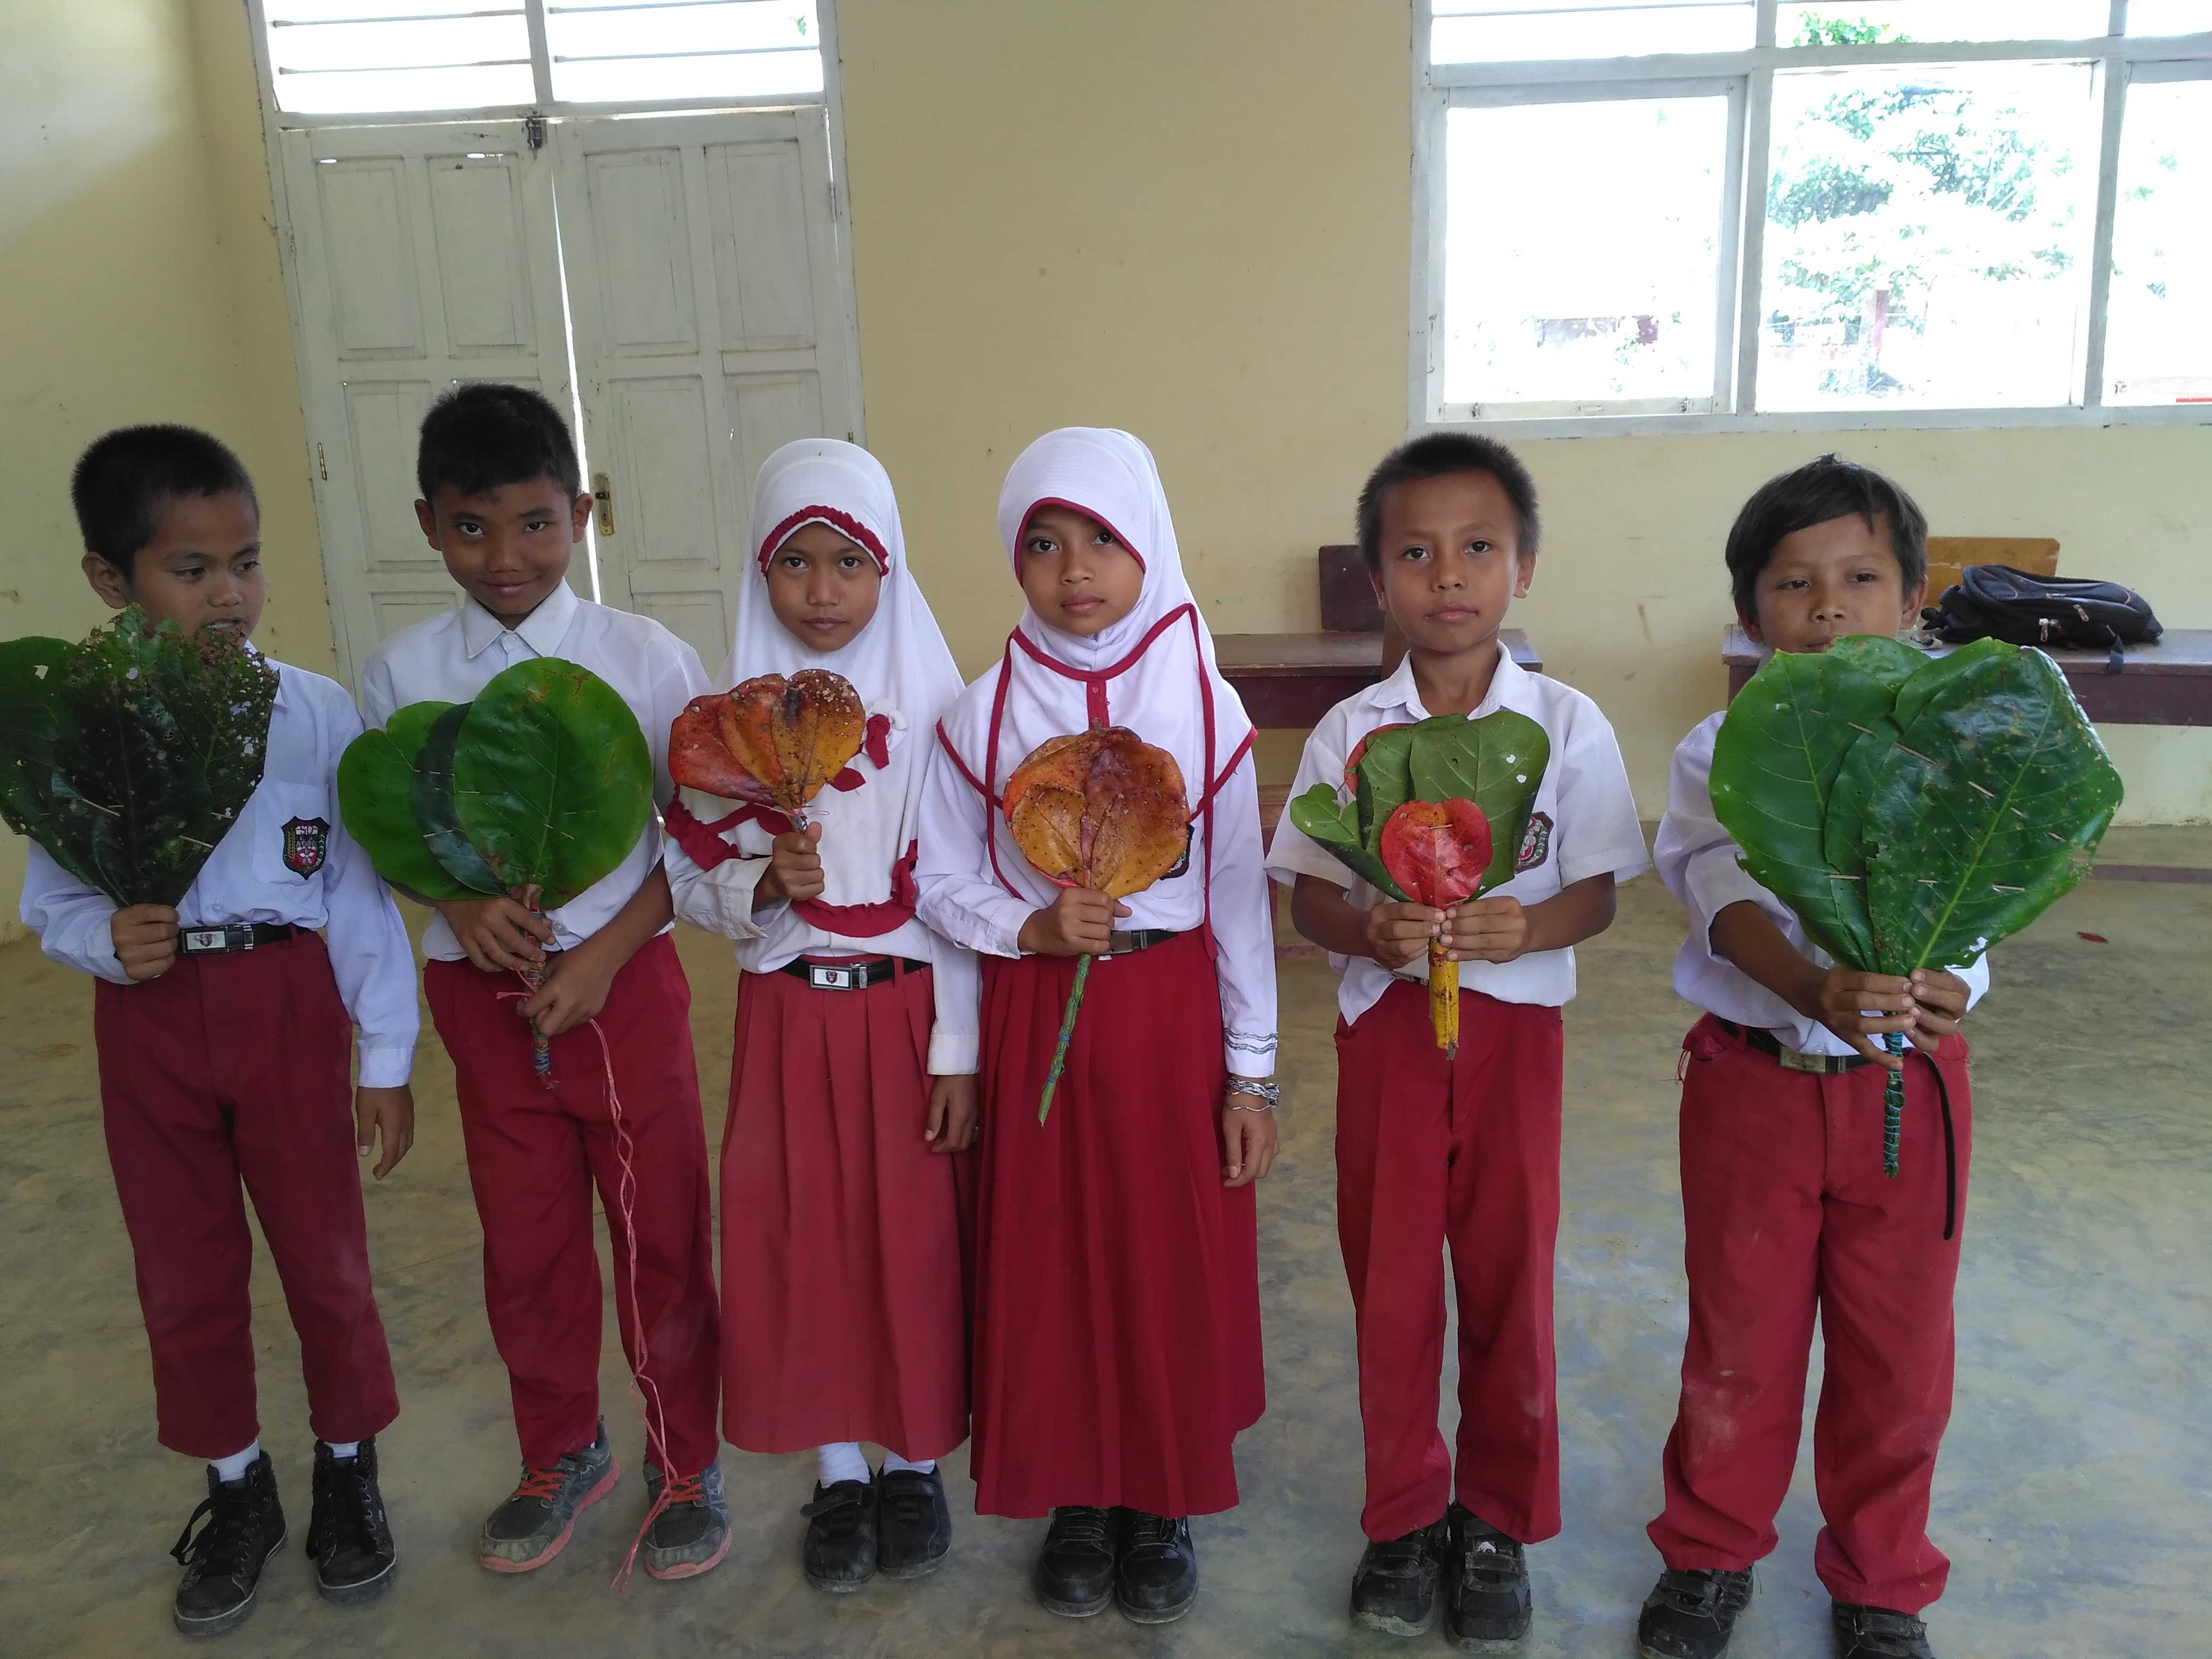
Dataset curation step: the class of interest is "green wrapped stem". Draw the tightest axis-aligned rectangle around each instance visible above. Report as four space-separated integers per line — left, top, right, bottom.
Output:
1882 1030 1906 1176
1037 954 1093 1124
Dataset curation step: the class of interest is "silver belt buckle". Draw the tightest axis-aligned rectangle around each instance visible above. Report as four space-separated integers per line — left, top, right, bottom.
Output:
183 925 248 954
1778 1046 1831 1074
807 963 859 992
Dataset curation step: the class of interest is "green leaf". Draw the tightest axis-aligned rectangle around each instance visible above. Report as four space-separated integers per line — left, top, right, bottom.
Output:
1710 644 1907 968
338 700 474 901
1352 724 1417 845
412 702 505 896
1405 709 1552 898
0 636 97 889
1826 632 1926 691
1286 781 1406 900
1821 715 1900 936
451 658 652 909
1861 644 2123 973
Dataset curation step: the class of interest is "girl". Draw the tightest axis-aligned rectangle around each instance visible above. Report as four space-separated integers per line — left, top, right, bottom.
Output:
664 440 979 1594
915 426 1279 1626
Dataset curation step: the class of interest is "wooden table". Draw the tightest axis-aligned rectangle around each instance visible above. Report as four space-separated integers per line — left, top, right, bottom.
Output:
1723 625 2212 726
1216 629 1543 729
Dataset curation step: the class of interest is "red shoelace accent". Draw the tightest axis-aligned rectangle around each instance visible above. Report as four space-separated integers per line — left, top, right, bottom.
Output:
658 1471 707 1506
513 1465 570 1502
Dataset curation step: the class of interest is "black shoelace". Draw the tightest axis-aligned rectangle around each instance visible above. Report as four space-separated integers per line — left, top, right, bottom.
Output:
321 1458 382 1557
1654 1568 1751 1618
1124 1512 1180 1552
1047 1505 1113 1552
171 1484 257 1579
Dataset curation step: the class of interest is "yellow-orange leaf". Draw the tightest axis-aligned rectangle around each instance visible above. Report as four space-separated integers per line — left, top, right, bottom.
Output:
710 669 866 813
1004 727 1189 899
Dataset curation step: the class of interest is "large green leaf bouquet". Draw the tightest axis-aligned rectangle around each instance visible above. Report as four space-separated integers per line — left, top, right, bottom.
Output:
1712 635 2123 1172
339 656 653 1082
0 607 280 907
1288 708 1549 1054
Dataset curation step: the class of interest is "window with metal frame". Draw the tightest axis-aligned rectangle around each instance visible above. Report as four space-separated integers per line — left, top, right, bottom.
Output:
258 0 822 119
1413 0 2212 433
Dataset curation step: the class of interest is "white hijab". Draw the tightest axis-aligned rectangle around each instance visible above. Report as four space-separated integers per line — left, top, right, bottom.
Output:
696 438 963 909
937 426 1255 913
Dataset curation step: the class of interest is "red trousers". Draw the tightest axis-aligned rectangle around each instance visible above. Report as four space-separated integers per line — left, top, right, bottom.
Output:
426 933 719 1477
1335 982 1564 1544
93 933 398 1459
1648 1015 1974 1614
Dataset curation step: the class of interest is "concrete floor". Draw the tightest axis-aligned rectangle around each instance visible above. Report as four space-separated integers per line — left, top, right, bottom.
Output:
3 872 2207 1657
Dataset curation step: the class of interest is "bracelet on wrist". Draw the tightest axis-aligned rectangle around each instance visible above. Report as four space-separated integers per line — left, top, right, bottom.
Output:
1224 1077 1280 1112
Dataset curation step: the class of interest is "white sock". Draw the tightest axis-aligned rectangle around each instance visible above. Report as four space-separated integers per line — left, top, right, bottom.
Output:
881 1450 936 1476
325 1440 359 1460
209 1440 260 1484
816 1442 870 1487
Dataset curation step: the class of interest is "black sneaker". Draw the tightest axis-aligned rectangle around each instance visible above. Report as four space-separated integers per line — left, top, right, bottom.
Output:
1443 1503 1532 1648
876 1465 952 1580
641 1461 730 1580
1034 1505 1117 1618
478 1421 618 1572
1116 1510 1199 1626
1638 1568 1753 1658
170 1452 287 1638
801 1478 878 1593
1350 1515 1448 1636
1832 1602 1936 1658
305 1439 397 1605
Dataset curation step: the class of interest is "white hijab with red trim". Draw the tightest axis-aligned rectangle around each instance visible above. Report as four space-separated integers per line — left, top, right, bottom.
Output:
937 426 1255 914
707 437 963 909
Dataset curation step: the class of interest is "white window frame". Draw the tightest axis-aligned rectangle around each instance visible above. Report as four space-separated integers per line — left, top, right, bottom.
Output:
1410 0 2212 437
245 0 841 125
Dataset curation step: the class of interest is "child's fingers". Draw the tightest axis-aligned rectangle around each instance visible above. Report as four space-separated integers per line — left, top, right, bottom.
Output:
355 1095 376 1157
1844 1029 1905 1070
924 1091 946 1142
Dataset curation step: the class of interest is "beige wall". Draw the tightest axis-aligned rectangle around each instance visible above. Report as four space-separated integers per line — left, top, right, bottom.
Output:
835 0 2212 823
0 0 328 939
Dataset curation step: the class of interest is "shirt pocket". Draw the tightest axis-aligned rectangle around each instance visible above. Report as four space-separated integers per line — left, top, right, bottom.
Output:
250 781 339 893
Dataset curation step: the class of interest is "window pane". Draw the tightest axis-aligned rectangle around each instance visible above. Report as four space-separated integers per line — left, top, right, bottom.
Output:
264 9 531 112
1442 97 1728 408
2129 1 2212 35
1433 1 1754 63
547 1 822 104
1757 64 2098 410
1780 2 2112 45
2106 80 2212 405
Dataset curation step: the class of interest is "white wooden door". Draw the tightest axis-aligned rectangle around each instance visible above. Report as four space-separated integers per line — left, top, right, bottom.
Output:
279 121 574 686
553 107 864 677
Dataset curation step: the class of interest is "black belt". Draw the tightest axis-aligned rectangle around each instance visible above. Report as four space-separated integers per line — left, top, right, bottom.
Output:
177 923 303 957
777 956 927 992
1103 928 1179 956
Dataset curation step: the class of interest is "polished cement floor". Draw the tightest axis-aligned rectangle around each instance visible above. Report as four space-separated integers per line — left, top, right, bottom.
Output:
2 861 2206 1657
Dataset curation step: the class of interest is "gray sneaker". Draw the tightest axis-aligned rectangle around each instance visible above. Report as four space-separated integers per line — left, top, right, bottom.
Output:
641 1461 731 1580
479 1422 618 1572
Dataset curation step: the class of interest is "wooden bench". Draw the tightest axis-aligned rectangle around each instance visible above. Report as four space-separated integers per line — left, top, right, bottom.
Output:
1723 624 2212 726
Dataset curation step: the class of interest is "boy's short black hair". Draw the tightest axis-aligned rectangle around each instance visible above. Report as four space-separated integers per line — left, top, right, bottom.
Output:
1725 454 1929 619
416 382 582 504
1357 432 1541 571
71 425 258 572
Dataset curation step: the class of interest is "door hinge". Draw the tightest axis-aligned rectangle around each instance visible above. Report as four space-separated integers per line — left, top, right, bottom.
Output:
316 443 327 482
592 471 615 537
525 114 546 153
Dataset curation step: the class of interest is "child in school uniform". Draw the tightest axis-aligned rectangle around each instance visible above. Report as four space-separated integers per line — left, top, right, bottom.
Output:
23 426 415 1637
663 439 979 1591
914 426 1278 1627
1268 432 1648 1649
1636 457 1982 1659
355 384 727 1581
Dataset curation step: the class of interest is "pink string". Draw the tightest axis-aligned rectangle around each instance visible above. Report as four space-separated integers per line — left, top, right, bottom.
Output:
499 978 673 1594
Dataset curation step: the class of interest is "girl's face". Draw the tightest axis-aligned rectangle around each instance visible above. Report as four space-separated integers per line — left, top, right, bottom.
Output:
765 521 882 651
1017 505 1143 638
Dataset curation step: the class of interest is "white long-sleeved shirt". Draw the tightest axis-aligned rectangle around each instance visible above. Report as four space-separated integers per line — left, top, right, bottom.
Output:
356 582 710 962
912 710 1278 1079
19 658 420 1088
1654 711 1991 1057
1266 642 1651 1028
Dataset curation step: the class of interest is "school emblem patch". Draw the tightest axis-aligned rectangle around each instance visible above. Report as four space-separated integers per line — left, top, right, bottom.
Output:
1515 811 1554 874
281 816 329 877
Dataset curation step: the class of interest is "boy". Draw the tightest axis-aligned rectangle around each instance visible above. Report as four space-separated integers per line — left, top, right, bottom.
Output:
1267 433 1648 1647
1636 456 1982 1659
23 425 414 1636
355 383 727 1581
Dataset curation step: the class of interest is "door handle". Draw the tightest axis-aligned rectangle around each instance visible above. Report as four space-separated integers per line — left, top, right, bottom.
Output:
592 471 615 537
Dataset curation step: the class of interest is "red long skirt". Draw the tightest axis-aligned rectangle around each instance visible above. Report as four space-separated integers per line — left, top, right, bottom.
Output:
720 961 974 1460
969 931 1264 1520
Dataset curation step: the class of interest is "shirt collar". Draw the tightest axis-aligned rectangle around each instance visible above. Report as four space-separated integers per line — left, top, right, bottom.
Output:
1364 636 1525 722
460 579 581 662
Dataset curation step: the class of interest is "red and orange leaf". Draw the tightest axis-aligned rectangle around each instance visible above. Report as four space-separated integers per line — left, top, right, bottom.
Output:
1009 785 1087 885
712 670 867 813
667 694 770 800
1379 798 1493 910
1004 727 1189 899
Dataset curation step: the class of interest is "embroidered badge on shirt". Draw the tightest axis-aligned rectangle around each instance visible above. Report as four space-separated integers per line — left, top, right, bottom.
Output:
281 816 330 877
1515 811 1553 873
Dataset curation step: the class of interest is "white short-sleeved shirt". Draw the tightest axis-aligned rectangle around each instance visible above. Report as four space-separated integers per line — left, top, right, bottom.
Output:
1654 712 1991 1057
356 581 710 962
1266 641 1650 1026
18 658 420 1088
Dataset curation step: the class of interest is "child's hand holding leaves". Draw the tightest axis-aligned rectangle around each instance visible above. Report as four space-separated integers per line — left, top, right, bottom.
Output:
756 823 826 907
1907 968 1970 1052
112 904 179 982
439 895 554 974
1363 901 1436 972
1019 886 1127 958
1443 894 1530 963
